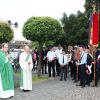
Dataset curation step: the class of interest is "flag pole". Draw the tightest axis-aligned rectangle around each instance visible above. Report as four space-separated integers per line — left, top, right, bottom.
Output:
93 47 96 86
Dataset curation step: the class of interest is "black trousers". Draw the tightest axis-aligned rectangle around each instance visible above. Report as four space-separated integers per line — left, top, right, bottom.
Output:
48 61 55 77
80 64 86 87
41 59 47 74
55 59 60 76
60 65 67 80
86 74 91 86
69 61 76 80
95 60 100 86
33 60 36 66
96 69 100 86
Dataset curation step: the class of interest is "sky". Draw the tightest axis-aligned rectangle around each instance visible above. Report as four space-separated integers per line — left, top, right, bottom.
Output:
0 0 85 41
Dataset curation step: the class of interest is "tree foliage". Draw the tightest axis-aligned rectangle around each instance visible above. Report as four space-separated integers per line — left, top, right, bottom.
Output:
22 16 63 44
84 0 100 18
61 11 89 46
0 21 14 44
59 0 100 46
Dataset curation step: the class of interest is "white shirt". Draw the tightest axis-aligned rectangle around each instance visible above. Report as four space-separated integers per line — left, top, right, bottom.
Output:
80 51 87 65
66 53 72 62
98 55 100 59
55 48 62 58
47 51 56 62
58 54 68 65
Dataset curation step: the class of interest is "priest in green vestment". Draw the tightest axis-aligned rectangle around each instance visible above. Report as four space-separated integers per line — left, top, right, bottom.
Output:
0 43 14 99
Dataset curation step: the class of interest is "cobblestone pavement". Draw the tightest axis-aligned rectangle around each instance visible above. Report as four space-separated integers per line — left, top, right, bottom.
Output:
4 77 100 100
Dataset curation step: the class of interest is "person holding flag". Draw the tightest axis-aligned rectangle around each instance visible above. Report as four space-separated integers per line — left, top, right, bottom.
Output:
89 5 99 86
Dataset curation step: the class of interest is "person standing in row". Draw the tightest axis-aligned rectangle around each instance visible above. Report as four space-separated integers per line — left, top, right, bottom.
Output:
19 45 33 91
77 45 87 88
95 46 100 87
41 47 48 74
58 49 68 81
0 43 14 99
47 46 56 77
55 45 63 76
85 47 93 86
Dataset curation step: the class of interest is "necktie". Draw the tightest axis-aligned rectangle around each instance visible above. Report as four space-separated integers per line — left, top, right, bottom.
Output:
63 55 64 63
80 52 84 63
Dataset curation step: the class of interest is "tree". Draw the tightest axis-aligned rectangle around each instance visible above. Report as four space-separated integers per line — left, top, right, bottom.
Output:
0 21 14 44
22 16 63 76
61 11 89 46
23 16 63 43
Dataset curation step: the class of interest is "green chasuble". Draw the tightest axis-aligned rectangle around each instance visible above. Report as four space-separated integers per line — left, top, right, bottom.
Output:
0 50 14 91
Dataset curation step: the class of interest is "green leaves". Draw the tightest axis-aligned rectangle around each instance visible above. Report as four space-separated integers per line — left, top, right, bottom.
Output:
84 0 100 18
0 21 13 44
23 16 63 44
61 11 89 45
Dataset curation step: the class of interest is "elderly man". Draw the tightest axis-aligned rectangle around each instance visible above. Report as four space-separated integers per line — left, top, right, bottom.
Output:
0 43 14 99
19 45 33 91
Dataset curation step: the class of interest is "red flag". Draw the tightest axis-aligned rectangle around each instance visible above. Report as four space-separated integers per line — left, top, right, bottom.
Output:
89 12 99 47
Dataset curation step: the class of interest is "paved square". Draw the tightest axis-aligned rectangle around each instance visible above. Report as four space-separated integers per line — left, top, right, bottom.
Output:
8 77 100 100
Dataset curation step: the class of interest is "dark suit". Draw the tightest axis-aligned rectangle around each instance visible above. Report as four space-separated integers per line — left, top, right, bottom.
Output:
95 50 100 86
86 54 92 86
41 49 48 74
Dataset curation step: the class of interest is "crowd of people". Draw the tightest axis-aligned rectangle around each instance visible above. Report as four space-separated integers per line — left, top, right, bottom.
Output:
0 43 100 99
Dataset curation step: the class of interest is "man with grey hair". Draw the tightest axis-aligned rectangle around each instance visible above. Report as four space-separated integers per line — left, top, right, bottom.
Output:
19 45 33 91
